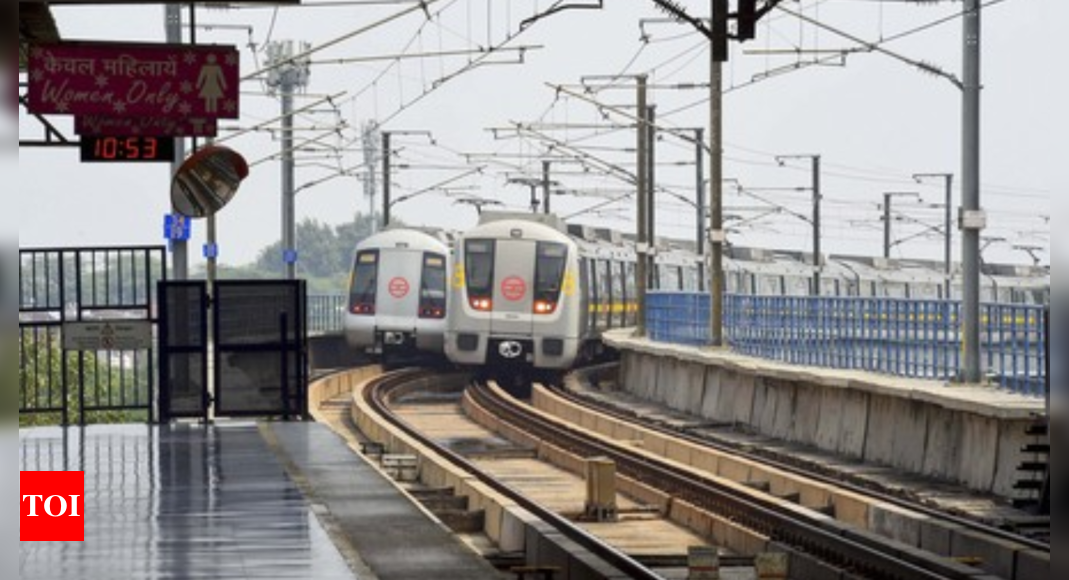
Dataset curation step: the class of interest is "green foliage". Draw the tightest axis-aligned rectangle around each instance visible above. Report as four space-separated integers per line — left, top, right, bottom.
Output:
250 213 390 292
18 334 146 428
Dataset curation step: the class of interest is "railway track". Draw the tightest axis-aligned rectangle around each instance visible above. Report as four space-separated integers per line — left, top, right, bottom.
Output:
551 371 1051 551
466 381 1015 580
356 368 1044 579
361 369 665 580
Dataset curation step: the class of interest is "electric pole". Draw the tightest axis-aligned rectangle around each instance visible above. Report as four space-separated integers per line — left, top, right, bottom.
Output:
266 41 311 280
962 0 983 383
636 75 649 337
166 4 187 281
542 161 552 214
647 105 657 290
708 0 727 347
694 128 705 291
382 131 391 228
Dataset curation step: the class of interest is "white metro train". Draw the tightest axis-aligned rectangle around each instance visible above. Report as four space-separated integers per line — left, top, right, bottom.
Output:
347 214 1049 371
344 228 451 356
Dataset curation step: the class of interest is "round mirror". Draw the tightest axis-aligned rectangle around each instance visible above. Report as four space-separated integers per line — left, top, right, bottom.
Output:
170 145 249 218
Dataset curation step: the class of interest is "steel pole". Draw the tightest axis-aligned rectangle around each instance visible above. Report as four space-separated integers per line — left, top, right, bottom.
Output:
962 0 982 383
812 155 822 296
709 42 725 347
382 131 391 229
883 193 892 260
281 79 296 279
647 105 657 290
166 4 187 281
636 75 649 337
695 128 705 292
543 160 551 215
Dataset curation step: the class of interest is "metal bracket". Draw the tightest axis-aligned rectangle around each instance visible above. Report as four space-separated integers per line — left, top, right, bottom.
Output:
959 209 987 231
18 87 77 148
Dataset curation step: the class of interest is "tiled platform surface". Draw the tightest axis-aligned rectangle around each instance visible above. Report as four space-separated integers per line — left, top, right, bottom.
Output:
20 422 504 580
266 422 505 580
20 424 359 580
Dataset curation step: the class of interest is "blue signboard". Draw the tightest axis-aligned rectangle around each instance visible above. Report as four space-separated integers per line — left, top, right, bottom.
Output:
203 243 219 259
164 214 192 241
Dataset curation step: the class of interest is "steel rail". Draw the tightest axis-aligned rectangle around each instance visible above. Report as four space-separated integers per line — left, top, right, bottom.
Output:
362 370 664 580
552 374 1050 552
468 382 981 580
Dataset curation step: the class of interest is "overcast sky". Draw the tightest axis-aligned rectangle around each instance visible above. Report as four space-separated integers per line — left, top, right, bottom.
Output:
17 0 1058 272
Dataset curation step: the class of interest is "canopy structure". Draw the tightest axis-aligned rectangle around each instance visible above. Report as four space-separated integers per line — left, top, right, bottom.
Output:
19 2 62 71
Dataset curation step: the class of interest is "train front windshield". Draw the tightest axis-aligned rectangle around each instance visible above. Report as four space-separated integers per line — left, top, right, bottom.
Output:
349 251 378 314
465 240 495 308
420 253 447 318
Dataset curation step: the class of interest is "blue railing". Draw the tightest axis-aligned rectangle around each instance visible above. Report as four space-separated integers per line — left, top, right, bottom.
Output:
647 292 1047 397
307 294 346 335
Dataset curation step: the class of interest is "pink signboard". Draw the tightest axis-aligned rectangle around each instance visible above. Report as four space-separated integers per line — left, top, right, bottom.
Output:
76 115 218 137
27 42 240 119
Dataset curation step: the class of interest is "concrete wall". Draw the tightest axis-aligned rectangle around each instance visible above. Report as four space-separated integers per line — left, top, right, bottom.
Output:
308 334 368 373
605 333 1043 499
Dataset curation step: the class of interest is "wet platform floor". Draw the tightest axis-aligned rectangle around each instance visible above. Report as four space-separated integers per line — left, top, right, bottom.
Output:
19 424 359 580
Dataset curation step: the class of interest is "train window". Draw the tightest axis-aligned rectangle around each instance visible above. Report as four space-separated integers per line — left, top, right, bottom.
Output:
349 250 379 315
534 243 568 314
465 240 495 304
419 253 447 319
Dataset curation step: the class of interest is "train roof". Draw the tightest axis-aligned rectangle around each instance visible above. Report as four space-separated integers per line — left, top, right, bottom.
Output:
356 227 450 253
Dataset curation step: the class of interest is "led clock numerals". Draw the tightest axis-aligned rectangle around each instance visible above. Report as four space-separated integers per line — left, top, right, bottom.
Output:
94 137 158 160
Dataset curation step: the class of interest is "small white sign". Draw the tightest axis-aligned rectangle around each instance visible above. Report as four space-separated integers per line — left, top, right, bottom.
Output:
63 321 153 351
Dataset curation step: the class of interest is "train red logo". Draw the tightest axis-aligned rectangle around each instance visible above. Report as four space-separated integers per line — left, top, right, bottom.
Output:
21 471 85 542
388 277 410 299
501 276 527 302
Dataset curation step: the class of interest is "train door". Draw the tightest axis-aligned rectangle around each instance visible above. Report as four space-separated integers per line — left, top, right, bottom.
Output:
491 239 536 336
376 249 421 329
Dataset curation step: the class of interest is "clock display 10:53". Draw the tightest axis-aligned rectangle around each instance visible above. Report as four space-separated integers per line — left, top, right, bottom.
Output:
80 136 176 163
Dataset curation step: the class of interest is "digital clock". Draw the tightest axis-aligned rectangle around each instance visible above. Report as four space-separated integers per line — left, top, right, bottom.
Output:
80 136 176 163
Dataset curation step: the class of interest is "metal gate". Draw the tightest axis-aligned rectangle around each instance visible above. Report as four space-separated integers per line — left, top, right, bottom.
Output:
158 280 308 422
18 247 166 426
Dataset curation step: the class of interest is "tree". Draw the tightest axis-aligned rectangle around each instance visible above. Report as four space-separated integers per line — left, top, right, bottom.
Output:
252 214 395 291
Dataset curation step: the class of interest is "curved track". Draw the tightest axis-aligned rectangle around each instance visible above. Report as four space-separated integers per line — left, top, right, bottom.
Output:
466 382 993 580
362 369 664 580
550 376 1051 551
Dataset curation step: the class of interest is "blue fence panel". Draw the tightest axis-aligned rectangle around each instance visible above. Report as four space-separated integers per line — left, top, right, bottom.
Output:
307 294 346 335
647 292 1046 397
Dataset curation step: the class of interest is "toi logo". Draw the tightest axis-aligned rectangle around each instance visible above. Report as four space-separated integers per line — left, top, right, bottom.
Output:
20 472 85 542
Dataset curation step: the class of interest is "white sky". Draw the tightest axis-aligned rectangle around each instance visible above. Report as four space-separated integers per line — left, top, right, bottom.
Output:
17 0 1058 271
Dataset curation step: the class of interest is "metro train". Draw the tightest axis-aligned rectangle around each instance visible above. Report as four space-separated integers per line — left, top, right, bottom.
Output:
347 214 1049 372
344 228 451 357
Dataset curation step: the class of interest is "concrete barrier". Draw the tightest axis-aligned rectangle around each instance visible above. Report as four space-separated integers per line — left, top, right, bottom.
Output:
602 330 1043 499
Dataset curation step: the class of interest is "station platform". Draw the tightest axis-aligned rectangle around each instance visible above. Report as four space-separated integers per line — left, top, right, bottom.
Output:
19 422 504 580
601 329 1046 500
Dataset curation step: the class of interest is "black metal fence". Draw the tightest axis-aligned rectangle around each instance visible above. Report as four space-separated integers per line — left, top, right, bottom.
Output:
19 247 166 426
158 280 308 422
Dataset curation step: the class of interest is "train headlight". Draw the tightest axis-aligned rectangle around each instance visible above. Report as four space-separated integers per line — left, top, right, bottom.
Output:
470 297 493 311
534 300 557 315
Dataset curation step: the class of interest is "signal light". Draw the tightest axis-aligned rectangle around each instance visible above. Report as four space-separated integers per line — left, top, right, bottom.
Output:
738 0 757 41
470 297 493 311
534 300 557 315
352 304 375 316
419 307 446 319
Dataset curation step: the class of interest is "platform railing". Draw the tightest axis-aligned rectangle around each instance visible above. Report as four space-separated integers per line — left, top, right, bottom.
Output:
647 292 1047 397
307 294 346 335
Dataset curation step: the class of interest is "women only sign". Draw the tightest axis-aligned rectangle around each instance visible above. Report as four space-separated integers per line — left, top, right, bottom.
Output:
26 41 240 121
